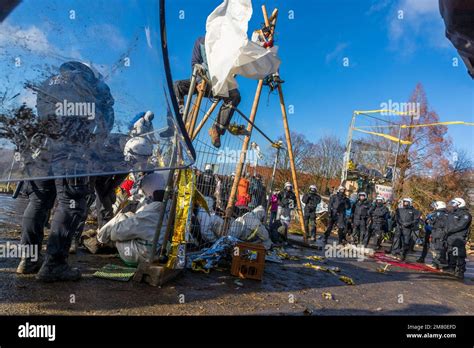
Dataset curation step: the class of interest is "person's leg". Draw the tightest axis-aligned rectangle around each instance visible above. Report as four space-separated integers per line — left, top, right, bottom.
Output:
173 79 191 107
215 89 241 135
390 227 402 255
417 231 431 262
452 237 467 278
323 216 335 242
360 221 369 246
37 178 89 282
438 239 448 265
269 210 276 226
352 221 360 244
336 214 346 244
303 214 310 239
431 238 443 268
276 206 283 221
309 211 317 239
373 224 384 249
95 174 126 229
401 228 412 261
17 180 56 274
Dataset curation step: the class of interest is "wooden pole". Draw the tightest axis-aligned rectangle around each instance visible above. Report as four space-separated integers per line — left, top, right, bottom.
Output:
191 100 219 141
262 5 270 27
187 80 206 135
277 84 307 242
223 80 264 232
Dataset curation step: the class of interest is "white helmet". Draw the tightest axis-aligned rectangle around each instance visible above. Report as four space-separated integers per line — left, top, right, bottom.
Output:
358 192 367 198
338 185 345 192
204 164 213 172
402 197 413 206
140 172 166 199
284 182 293 190
376 195 384 203
431 201 446 210
124 136 153 162
449 198 466 208
309 185 317 192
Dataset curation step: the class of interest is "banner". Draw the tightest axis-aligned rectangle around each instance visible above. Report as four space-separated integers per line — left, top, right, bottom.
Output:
375 184 393 202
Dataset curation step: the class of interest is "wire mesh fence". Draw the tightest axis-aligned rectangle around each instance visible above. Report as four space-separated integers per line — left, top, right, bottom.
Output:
181 81 308 252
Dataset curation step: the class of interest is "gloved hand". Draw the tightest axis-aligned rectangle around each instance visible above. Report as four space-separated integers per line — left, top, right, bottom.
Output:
263 39 274 48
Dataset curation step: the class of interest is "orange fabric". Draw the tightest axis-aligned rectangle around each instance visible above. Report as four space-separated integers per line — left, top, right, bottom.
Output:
236 178 250 207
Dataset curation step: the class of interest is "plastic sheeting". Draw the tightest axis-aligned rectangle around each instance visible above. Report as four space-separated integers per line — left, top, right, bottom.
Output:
205 0 280 97
187 235 240 273
0 0 195 182
196 196 224 243
97 201 169 266
228 205 272 249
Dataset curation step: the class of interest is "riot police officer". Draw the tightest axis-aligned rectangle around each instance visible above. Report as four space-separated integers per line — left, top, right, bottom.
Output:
323 186 351 244
16 61 114 282
368 195 390 249
420 201 449 268
445 198 472 279
302 185 321 240
351 192 370 245
393 198 421 261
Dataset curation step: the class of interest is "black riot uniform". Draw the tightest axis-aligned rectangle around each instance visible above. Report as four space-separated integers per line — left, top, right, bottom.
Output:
446 206 472 278
18 61 114 282
393 205 421 260
428 208 449 268
351 199 371 244
368 203 390 248
196 169 217 198
302 190 321 239
324 192 351 244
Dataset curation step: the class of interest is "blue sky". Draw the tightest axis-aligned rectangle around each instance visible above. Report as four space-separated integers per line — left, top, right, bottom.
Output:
1 0 472 163
167 0 473 159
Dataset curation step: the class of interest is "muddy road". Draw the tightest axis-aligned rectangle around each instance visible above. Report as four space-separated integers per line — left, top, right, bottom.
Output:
0 193 473 316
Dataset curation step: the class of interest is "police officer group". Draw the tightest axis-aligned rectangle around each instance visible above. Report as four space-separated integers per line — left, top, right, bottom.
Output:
301 185 472 280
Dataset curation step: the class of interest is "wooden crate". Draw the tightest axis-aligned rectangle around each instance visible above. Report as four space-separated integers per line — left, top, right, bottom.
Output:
231 242 266 281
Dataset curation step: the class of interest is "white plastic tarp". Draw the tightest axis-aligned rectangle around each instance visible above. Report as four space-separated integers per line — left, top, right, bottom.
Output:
205 0 281 97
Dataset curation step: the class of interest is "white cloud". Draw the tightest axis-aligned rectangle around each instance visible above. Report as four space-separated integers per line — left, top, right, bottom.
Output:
0 23 52 53
388 0 448 55
366 0 391 15
402 0 439 14
86 24 127 52
326 42 349 63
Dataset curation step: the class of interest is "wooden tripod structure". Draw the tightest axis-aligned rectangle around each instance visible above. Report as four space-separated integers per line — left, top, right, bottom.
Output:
182 5 308 242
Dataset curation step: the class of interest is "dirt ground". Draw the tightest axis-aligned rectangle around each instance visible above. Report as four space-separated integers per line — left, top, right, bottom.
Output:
1 225 473 316
0 194 473 316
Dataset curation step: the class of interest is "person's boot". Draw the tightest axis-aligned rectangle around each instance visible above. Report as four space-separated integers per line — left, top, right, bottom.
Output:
36 255 81 282
16 254 44 274
208 126 221 148
416 257 425 263
454 269 464 280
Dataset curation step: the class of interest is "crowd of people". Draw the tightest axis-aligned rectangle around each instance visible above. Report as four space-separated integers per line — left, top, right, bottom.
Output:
315 186 472 280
